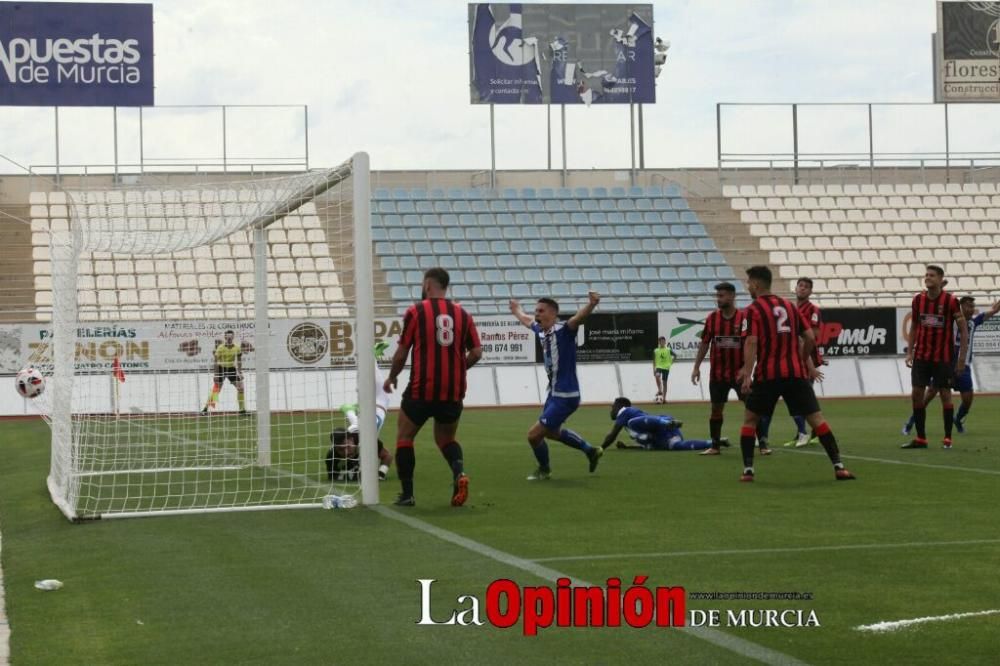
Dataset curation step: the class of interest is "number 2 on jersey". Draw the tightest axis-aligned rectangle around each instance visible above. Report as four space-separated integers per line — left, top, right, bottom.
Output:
773 306 791 333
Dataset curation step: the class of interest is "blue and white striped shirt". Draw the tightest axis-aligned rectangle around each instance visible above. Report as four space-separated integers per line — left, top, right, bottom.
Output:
533 321 580 398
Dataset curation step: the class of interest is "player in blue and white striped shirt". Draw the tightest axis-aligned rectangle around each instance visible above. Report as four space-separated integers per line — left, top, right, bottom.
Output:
510 292 602 480
904 295 999 436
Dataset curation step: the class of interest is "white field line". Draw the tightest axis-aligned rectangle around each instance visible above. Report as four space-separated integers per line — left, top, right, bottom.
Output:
855 609 1000 633
783 448 1000 475
0 520 8 666
373 506 808 666
528 538 1000 563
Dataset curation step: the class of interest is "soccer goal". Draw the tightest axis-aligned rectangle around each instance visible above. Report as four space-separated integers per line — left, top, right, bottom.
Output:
30 153 378 520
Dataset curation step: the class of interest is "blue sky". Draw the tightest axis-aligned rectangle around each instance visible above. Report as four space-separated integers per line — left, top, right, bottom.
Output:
3 0 995 174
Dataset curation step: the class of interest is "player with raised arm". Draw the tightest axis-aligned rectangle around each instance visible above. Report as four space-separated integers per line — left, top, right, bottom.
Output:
738 266 855 483
903 289 988 442
201 329 247 415
690 282 769 456
901 266 968 449
600 397 713 451
510 292 603 480
383 268 482 506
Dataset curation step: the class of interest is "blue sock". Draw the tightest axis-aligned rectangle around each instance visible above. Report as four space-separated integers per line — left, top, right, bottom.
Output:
793 415 807 435
955 403 969 422
558 429 593 454
905 413 916 428
532 440 550 469
671 439 712 451
756 414 771 440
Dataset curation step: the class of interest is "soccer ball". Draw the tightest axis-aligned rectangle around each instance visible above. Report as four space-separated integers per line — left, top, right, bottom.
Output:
15 367 45 399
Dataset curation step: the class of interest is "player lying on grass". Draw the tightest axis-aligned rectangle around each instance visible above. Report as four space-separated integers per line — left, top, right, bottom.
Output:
337 342 394 480
600 397 714 451
903 296 998 437
325 427 391 482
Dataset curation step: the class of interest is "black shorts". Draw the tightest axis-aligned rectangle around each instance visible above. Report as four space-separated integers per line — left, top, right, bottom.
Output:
709 380 744 404
400 397 464 428
655 368 671 381
215 366 241 384
911 359 953 390
745 378 821 419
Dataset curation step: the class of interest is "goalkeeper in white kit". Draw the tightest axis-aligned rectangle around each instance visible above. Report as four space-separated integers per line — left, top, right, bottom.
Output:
330 342 394 481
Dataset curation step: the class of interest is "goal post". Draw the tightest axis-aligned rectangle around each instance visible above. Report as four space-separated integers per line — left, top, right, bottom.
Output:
33 152 379 520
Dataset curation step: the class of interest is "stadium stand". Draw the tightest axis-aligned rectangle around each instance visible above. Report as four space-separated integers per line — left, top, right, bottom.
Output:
27 191 350 321
371 184 736 313
725 182 1000 307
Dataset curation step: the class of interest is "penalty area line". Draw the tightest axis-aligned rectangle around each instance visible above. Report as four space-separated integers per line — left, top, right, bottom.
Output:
855 609 1000 633
783 448 1000 475
373 505 808 666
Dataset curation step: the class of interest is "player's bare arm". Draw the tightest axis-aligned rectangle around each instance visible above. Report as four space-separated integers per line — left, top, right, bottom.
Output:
984 300 1000 320
741 335 757 395
509 299 535 328
905 307 916 367
600 423 625 450
567 291 600 330
466 345 483 369
954 311 969 374
691 339 710 385
383 344 410 394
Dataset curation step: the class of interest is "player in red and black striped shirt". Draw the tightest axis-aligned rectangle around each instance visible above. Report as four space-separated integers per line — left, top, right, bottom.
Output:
691 282 770 455
737 266 855 482
783 277 825 447
384 268 483 506
902 265 968 449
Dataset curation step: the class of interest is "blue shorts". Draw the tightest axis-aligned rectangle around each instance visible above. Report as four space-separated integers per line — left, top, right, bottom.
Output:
954 365 973 393
539 395 580 431
627 415 682 449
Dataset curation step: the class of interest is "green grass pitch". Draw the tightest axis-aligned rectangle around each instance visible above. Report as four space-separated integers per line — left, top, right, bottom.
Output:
1 396 998 664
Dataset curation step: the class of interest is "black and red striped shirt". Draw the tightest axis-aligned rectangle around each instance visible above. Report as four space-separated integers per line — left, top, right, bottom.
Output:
399 298 481 402
702 309 744 382
910 291 961 363
797 299 824 366
742 294 811 381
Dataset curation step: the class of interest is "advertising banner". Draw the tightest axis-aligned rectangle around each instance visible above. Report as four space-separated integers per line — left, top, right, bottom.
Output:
469 3 655 105
897 305 1000 354
935 1 1000 102
0 1 154 106
817 308 896 357
656 311 708 359
534 312 657 363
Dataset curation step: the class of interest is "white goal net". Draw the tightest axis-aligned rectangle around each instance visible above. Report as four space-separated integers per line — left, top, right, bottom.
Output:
27 153 378 520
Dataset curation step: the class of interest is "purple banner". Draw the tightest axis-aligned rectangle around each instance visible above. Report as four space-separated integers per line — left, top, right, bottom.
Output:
0 1 153 106
469 3 656 105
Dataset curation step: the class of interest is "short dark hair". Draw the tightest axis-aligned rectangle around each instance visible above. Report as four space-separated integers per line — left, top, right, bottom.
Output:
611 396 632 419
657 336 666 342
926 265 944 277
959 296 975 306
424 267 450 289
797 277 813 288
714 282 736 293
330 427 347 445
225 329 234 335
537 297 559 313
745 265 772 288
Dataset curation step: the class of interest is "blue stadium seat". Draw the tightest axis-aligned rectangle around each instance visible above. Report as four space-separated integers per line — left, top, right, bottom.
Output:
592 253 611 266
631 252 650 265
685 224 707 237
582 267 601 281
561 199 579 212
622 267 640 281
570 212 588 225
446 188 464 199
679 267 697 280
373 188 391 200
372 228 388 241
663 184 682 197
538 188 555 198
540 238 562 253
649 282 668 296
431 241 449 254
397 201 416 214
390 285 411 301
452 284 471 299
610 187 627 197
584 239 603 253
491 240 511 254
560 227 579 240
465 189 486 199
451 240 470 254
552 283 571 298
520 188 537 198
472 285 491 299
568 239 586 252
697 238 715 251
605 239 624 252
490 200 509 212
501 188 519 199
408 227 428 241
572 187 588 198
593 225 613 238
521 226 541 240
630 283 649 296
718 266 736 279
659 266 678 280
380 215 400 227
454 201 471 213
697 266 716 279
634 224 651 237
484 227 502 240
527 200 545 212
394 241 414 256
660 238 679 251
466 227 484 241
418 256 436 269
600 199 617 212
474 214 492 226
559 267 579 281
380 255 399 269
509 200 527 212
385 270 405 284
441 256 458 269
466 269 485 283
601 267 622 281
446 227 464 241
391 188 411 200
649 252 668 265
607 212 625 225
471 200 489 213
679 238 697 251
554 187 571 198
588 212 608 225
516 255 536 268
529 283 548 298
458 255 477 269
688 252 707 265
636 198 653 211
680 211 698 223
650 224 668 237
668 283 688 296
413 241 432 255
625 212 643 225
588 187 605 198
581 199 599 212
471 240 490 254
567 253 587 267
478 255 497 268
494 213 514 226
493 284 512 298
512 284 531 298
503 268 523 283
497 255 516 269
525 268 544 282
544 200 562 212
639 266 658 281
642 212 660 224
416 201 433 213
610 282 629 296
510 240 530 253
428 228 446 242
376 201 395 213
570 283 589 297
668 252 687 265
614 226 635 238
